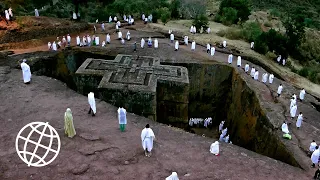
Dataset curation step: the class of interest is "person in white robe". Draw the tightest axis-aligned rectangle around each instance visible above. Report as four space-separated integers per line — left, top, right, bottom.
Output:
207 44 210 53
296 112 303 129
101 41 106 47
210 141 219 156
169 29 172 34
299 89 306 101
106 34 111 44
210 47 215 56
282 59 286 66
142 14 145 20
223 40 227 48
224 135 229 143
292 94 297 101
170 33 174 43
191 41 196 51
126 31 131 41
123 14 127 21
193 26 196 34
48 42 51 50
73 12 77 20
207 27 211 34
250 42 254 49
5 10 10 21
114 16 117 22
154 38 158 49
277 55 281 63
290 104 297 119
52 41 57 51
118 107 127 132
277 84 283 97
96 19 98 23
115 24 119 32
8 7 13 18
219 121 224 132
228 54 233 64
62 36 67 47
144 18 148 24
87 35 91 46
121 38 125 44
95 36 99 45
88 92 96 116
118 31 122 40
221 128 228 137
310 141 317 153
244 64 249 73
250 67 255 77
237 56 241 67
117 21 121 27
21 59 32 84
254 71 259 80
281 122 289 134
184 36 188 45
141 38 145 48
219 133 225 142
101 23 105 32
175 41 179 51
109 16 112 23
190 26 193 33
82 36 87 46
67 34 71 46
262 73 268 84
141 124 155 157
269 74 274 84
76 36 80 46
166 172 179 180
290 98 296 110
35 9 39 17
311 147 320 167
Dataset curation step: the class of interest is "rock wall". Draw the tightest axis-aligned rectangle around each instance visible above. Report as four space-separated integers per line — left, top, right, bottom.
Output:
226 70 300 167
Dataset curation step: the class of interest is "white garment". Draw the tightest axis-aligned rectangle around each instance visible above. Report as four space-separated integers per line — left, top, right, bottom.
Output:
118 32 122 39
207 44 210 51
116 24 119 30
311 149 320 164
5 10 10 20
21 62 31 83
109 16 112 23
269 74 274 84
193 26 196 33
244 64 249 72
114 16 117 21
175 41 179 50
142 14 145 20
88 92 96 114
191 41 195 50
154 39 158 48
121 39 125 44
237 56 241 66
48 42 51 50
52 42 57 51
224 135 229 143
67 35 71 43
73 12 77 19
254 71 259 80
262 73 268 83
251 42 254 49
141 128 155 151
9 8 13 17
218 121 224 132
207 27 211 34
82 37 87 45
170 34 174 41
310 142 317 152
118 108 127 124
296 114 303 128
299 89 305 100
35 9 39 17
221 128 227 137
101 41 106 47
277 55 281 63
106 34 110 43
290 105 297 118
250 68 255 77
190 26 193 33
277 85 283 95
166 172 179 180
95 37 99 45
76 36 80 45
210 47 215 56
292 94 297 101
282 123 289 134
228 54 233 64
210 141 219 155
223 41 227 48
290 99 296 110
141 38 145 48
184 36 188 45
87 36 91 44
282 59 286 66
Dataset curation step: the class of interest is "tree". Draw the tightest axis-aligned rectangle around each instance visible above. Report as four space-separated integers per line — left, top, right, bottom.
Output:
242 22 262 42
218 0 251 24
170 0 180 19
221 7 237 25
192 14 209 33
160 7 171 25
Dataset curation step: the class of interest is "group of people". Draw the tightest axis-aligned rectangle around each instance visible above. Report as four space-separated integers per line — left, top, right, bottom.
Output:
218 121 231 143
188 117 212 128
1 7 13 25
141 13 153 24
48 35 71 50
276 55 287 66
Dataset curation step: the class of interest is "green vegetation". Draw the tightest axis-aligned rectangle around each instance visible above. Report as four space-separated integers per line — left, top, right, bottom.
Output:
192 14 209 33
215 0 251 25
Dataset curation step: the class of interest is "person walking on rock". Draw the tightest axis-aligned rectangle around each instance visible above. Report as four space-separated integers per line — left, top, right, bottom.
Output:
64 108 76 138
141 124 155 157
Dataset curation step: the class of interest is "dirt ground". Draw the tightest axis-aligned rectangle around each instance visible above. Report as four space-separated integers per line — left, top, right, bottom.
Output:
0 18 320 179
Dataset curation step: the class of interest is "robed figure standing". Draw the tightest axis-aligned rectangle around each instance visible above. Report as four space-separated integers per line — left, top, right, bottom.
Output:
21 59 31 84
88 92 96 116
64 108 76 138
141 124 155 157
118 107 127 132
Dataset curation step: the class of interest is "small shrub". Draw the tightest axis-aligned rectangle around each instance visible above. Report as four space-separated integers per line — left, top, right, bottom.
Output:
309 71 318 83
264 21 272 27
269 9 280 18
192 14 209 33
242 21 262 42
225 28 243 40
298 67 309 77
265 52 277 60
221 7 238 25
254 37 269 54
159 7 171 25
216 29 226 37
